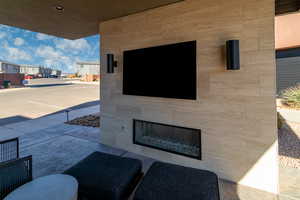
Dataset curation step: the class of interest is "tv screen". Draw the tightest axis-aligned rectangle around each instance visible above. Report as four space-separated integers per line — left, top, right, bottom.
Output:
123 41 197 100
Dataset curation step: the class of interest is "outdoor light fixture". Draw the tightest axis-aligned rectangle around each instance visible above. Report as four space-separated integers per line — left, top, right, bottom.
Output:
55 5 64 12
65 109 71 122
226 40 240 70
107 54 118 73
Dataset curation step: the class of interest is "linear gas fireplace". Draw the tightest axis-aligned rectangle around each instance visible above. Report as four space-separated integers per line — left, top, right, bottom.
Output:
133 119 201 160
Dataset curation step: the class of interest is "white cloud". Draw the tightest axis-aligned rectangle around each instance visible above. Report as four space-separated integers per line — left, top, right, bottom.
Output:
0 25 98 72
14 37 25 46
0 32 6 39
6 47 32 61
44 59 56 66
36 46 60 58
36 45 75 69
55 38 90 52
36 33 53 40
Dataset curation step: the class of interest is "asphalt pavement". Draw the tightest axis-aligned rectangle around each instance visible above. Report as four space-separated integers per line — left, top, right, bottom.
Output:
0 78 99 125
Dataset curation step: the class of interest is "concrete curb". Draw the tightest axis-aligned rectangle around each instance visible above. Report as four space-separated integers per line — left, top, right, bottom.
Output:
66 81 99 85
0 87 31 93
1 105 100 136
278 108 300 123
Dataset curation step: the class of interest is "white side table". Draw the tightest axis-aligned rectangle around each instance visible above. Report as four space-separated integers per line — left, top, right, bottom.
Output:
4 174 78 200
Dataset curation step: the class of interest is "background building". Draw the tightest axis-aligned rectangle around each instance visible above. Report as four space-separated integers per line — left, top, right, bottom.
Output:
51 70 62 77
20 65 40 76
0 61 23 86
0 60 20 74
40 67 52 78
276 13 300 93
20 65 59 78
76 61 100 77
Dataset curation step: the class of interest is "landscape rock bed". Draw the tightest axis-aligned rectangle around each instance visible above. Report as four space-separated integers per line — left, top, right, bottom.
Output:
278 121 300 169
66 114 100 128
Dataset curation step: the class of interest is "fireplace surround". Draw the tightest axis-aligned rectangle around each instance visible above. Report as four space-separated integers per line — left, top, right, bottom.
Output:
133 119 201 160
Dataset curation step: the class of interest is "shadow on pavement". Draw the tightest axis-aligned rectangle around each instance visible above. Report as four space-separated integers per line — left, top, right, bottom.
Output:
0 115 32 126
41 100 100 117
26 83 73 88
0 101 99 126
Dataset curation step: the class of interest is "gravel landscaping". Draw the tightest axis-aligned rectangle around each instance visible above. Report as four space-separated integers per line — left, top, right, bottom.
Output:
278 121 300 169
66 113 100 128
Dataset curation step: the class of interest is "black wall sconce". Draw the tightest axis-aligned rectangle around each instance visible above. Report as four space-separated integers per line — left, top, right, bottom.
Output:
107 54 118 73
226 40 240 70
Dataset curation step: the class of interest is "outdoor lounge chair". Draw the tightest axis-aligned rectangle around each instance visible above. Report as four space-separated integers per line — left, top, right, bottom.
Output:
0 156 32 200
0 138 19 163
134 161 220 200
64 152 143 200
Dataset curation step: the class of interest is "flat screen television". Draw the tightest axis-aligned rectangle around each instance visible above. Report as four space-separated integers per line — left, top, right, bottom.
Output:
123 41 197 100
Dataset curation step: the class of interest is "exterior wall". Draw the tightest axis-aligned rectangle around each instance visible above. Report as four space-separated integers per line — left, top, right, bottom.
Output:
275 13 300 49
40 67 52 78
20 65 41 75
51 70 62 76
76 62 100 76
100 0 278 197
0 73 24 85
0 62 20 73
277 56 300 93
20 65 53 77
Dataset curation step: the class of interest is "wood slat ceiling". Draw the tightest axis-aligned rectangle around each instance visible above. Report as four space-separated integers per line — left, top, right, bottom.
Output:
0 0 183 39
0 0 297 39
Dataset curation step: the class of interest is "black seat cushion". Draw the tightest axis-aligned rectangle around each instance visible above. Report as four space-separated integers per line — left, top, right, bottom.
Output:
134 161 220 200
64 152 142 200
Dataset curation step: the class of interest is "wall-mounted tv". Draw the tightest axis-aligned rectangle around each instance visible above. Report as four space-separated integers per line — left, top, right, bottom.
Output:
123 41 197 100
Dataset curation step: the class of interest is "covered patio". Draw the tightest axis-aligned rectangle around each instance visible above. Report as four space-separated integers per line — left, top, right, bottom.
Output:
0 114 276 200
0 0 298 199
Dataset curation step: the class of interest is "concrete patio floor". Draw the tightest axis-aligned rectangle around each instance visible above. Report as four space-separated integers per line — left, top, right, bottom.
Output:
7 119 273 200
0 105 156 178
1 105 298 200
19 123 155 178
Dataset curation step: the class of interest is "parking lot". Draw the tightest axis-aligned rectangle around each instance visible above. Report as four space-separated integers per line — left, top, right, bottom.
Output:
0 78 99 125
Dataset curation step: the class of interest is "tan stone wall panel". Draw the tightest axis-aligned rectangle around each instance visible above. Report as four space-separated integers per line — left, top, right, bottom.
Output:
99 0 278 197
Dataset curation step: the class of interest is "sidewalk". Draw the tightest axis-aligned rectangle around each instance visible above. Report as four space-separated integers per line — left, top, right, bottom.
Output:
0 103 154 179
277 98 300 123
0 105 100 140
278 108 300 123
0 86 30 93
66 80 99 85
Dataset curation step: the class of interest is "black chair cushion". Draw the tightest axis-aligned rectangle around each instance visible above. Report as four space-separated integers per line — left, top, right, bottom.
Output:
134 161 220 200
64 152 142 200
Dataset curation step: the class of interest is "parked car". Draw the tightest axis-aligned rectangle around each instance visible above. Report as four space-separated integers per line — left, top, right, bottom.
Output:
25 75 33 80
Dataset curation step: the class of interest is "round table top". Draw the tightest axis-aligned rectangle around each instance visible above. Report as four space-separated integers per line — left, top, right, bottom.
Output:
4 174 78 200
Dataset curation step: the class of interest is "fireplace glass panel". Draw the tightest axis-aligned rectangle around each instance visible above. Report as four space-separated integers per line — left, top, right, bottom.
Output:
133 120 201 159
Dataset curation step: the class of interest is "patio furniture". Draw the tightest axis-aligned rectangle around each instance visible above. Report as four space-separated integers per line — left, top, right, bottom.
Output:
4 174 78 200
0 138 19 163
64 151 142 200
134 161 220 200
0 156 32 200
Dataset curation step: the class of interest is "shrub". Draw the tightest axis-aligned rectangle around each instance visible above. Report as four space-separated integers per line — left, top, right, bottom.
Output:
281 84 300 109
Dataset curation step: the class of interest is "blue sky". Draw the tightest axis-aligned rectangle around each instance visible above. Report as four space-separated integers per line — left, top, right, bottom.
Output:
0 24 99 73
